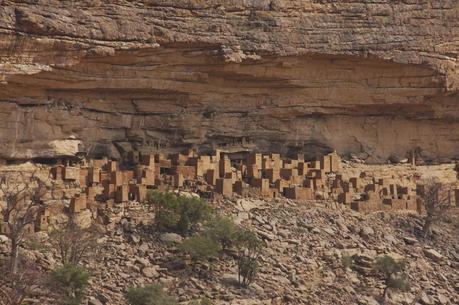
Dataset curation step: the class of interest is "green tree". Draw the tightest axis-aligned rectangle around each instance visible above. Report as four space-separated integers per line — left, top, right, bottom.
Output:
234 228 263 287
125 285 178 305
147 191 180 229
179 235 220 266
49 265 90 305
205 216 238 251
234 229 263 260
147 191 212 233
374 256 410 303
237 256 258 287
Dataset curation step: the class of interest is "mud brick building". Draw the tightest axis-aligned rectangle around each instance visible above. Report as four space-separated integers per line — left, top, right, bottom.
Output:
216 178 233 197
29 148 458 234
64 166 80 181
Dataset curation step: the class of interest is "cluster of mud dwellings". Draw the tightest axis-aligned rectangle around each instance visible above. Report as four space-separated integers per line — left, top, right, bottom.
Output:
45 149 459 219
3 149 459 235
335 176 419 213
49 149 342 212
335 174 459 213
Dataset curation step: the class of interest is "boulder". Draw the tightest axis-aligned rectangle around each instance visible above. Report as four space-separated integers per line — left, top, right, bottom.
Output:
420 292 434 305
423 248 444 262
88 297 104 305
130 234 141 243
403 237 417 245
141 266 159 278
160 233 183 244
359 226 375 238
135 257 150 268
0 235 9 243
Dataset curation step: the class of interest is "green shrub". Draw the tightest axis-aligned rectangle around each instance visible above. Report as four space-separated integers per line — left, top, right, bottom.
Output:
387 275 410 291
49 265 90 305
125 285 178 305
234 228 263 259
374 256 406 278
374 255 409 299
147 191 180 229
147 191 212 233
237 256 258 287
233 228 263 287
206 216 238 250
180 235 220 265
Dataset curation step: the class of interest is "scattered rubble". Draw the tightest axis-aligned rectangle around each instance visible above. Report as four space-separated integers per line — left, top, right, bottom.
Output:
2 195 457 305
0 154 458 305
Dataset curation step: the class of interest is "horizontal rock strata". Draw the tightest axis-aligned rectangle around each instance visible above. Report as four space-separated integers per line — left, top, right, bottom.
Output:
0 1 458 162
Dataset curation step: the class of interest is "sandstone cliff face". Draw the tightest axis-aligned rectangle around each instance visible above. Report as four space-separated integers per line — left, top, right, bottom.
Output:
0 0 458 162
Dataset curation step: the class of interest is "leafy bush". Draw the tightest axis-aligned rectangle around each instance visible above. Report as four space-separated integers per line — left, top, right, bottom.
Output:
49 265 90 305
387 275 410 291
147 191 180 229
237 256 258 287
205 216 239 250
234 228 263 287
125 285 178 305
373 255 409 299
234 228 263 259
180 235 220 265
374 256 406 278
147 191 212 233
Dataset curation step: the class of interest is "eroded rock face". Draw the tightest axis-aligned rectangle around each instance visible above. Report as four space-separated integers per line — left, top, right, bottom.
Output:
0 1 458 162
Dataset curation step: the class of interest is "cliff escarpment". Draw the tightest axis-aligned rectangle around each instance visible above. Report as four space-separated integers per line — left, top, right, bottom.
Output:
0 0 458 162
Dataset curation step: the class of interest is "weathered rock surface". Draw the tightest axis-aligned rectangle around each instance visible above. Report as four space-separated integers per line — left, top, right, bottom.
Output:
0 1 458 161
16 197 459 305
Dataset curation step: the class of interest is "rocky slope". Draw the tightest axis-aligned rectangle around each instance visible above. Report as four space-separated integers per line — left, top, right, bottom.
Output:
3 197 458 305
0 160 458 305
83 200 459 305
0 1 458 162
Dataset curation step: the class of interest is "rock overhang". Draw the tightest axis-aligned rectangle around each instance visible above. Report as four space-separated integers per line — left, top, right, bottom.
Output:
0 0 458 162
